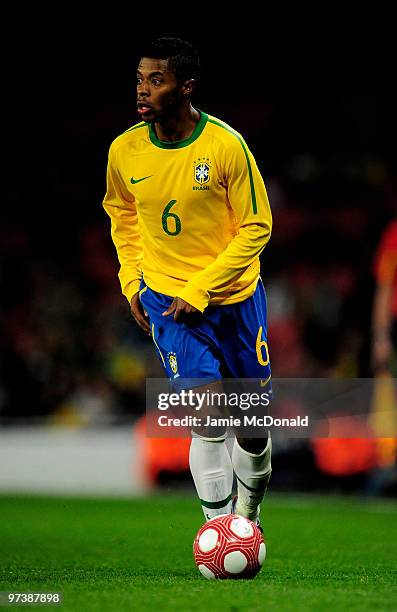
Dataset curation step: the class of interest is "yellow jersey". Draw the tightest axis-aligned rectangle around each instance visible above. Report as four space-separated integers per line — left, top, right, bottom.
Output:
102 111 272 312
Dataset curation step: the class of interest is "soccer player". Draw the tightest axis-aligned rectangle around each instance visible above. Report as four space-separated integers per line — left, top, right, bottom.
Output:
103 37 273 526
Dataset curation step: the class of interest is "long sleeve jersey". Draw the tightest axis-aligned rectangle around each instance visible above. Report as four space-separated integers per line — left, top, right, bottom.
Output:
103 111 272 312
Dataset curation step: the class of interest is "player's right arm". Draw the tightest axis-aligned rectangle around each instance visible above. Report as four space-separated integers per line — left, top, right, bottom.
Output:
102 142 150 334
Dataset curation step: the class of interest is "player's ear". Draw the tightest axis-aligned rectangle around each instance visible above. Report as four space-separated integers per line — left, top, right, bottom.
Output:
181 79 196 97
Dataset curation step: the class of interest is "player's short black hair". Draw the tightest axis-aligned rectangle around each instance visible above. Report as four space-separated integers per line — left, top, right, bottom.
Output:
140 37 200 84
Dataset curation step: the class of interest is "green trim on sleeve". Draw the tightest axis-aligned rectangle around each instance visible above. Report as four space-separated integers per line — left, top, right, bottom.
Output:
208 118 258 215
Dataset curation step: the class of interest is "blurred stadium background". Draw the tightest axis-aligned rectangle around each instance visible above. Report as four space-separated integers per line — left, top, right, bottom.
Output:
1 22 396 500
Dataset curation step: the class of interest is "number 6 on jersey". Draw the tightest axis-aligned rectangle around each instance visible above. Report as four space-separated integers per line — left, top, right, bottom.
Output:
162 199 181 236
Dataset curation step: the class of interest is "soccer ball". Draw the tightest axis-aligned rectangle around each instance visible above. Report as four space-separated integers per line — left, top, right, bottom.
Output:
193 514 266 580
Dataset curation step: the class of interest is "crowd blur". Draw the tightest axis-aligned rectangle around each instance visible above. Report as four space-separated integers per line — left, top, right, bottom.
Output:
1 105 395 424
2 47 396 495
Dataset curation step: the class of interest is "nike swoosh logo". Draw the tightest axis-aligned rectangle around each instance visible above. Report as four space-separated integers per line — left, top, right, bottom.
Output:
130 175 153 184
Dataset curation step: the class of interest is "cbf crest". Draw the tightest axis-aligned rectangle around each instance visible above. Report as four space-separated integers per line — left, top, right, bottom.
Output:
193 157 212 191
168 352 178 375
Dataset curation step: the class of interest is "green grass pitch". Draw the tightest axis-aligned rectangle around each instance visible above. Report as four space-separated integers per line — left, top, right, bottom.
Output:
0 493 396 611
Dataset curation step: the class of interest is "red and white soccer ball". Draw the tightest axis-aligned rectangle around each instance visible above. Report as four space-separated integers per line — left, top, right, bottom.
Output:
193 514 266 580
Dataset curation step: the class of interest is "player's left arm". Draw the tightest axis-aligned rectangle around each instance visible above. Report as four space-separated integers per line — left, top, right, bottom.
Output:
176 134 272 312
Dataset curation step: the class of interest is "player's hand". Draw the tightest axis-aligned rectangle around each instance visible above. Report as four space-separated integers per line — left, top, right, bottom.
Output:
130 292 151 335
162 297 198 322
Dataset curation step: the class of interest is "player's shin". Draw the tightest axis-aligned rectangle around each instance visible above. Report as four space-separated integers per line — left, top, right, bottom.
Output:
189 434 233 521
232 435 272 522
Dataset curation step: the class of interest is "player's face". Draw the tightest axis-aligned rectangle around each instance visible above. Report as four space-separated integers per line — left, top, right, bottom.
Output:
137 58 183 122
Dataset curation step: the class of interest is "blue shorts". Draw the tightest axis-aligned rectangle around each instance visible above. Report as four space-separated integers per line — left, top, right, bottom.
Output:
139 279 271 389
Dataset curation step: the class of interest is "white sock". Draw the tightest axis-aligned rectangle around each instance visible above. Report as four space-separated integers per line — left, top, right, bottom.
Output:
232 437 272 521
189 436 233 521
